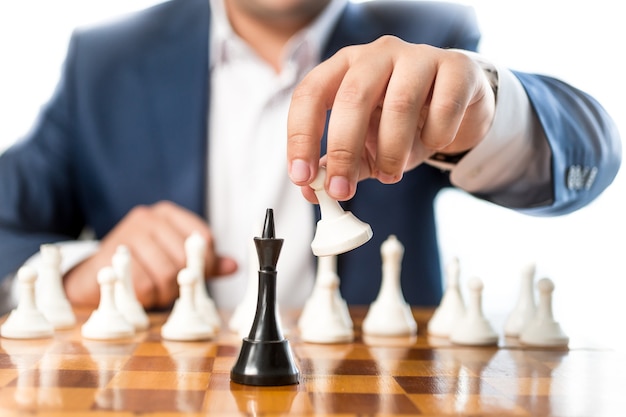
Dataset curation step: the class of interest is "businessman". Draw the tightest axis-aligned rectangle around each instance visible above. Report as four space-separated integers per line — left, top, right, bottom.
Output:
0 0 621 313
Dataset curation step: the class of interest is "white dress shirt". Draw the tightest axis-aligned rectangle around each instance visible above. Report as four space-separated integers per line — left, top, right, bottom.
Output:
205 0 349 308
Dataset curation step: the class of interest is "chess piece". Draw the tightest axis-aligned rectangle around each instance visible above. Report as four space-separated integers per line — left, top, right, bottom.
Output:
450 276 498 346
112 245 149 331
161 268 216 341
310 166 373 256
229 239 287 339
1 265 54 339
504 262 537 337
185 231 221 330
231 208 299 386
362 235 417 336
520 278 569 347
229 240 262 337
82 266 135 340
427 257 466 337
298 255 354 343
36 244 76 329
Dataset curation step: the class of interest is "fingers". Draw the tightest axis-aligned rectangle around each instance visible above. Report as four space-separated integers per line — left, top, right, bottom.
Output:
64 201 237 311
287 37 494 201
289 42 395 200
375 53 433 183
419 51 478 153
287 54 347 187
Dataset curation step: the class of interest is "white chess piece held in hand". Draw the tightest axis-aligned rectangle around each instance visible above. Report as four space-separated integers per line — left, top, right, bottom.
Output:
310 166 373 256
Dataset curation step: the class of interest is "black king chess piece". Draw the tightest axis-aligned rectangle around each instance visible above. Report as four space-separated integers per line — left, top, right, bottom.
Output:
230 208 300 386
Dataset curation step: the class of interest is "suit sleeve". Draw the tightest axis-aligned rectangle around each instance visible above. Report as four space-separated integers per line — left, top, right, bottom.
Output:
440 57 620 216
509 71 621 215
0 34 85 281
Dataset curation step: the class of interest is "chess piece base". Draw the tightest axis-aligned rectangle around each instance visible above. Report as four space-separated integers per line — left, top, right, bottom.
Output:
231 338 299 386
0 309 54 339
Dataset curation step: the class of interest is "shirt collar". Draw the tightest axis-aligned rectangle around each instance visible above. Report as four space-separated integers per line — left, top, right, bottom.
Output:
209 0 348 71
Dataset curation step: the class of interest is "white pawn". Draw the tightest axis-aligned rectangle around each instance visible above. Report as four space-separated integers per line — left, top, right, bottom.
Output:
299 255 354 343
82 267 135 340
1 266 54 339
450 277 498 346
161 268 216 341
112 245 149 331
520 278 569 347
504 262 537 337
36 244 76 329
185 232 221 330
310 166 373 256
362 235 417 337
427 257 466 337
229 240 262 337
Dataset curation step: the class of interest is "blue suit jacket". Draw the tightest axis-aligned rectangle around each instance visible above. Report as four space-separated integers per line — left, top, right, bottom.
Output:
0 0 621 306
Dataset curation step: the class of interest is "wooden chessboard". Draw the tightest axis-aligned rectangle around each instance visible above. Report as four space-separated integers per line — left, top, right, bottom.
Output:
0 307 623 416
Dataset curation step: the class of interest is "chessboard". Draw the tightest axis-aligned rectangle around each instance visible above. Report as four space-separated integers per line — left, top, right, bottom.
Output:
0 307 623 416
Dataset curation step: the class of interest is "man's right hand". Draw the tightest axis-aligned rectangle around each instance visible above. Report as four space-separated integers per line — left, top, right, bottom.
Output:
63 201 237 310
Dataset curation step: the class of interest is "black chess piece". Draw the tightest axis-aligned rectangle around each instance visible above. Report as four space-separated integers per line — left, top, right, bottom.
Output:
230 208 300 386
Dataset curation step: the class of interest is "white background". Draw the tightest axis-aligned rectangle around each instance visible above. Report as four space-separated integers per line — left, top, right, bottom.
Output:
0 1 624 347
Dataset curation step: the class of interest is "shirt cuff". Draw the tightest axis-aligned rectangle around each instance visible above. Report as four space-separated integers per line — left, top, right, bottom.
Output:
448 64 551 196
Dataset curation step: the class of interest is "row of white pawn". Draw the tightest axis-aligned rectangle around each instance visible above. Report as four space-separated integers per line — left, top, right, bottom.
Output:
0 244 150 340
0 232 226 341
428 258 569 347
298 234 417 343
88 232 223 341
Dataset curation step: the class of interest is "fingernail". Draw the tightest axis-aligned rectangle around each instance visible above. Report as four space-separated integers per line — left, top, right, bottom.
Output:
289 159 311 183
377 172 401 184
328 176 350 199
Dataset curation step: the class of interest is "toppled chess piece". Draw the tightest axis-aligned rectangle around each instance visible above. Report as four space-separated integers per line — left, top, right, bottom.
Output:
231 208 299 386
